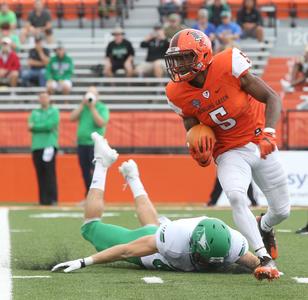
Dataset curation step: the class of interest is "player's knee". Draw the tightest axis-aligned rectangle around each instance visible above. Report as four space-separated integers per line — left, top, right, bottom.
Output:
226 190 249 208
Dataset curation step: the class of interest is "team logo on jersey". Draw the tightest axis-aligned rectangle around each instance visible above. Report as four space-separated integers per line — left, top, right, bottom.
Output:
202 90 210 99
191 99 201 108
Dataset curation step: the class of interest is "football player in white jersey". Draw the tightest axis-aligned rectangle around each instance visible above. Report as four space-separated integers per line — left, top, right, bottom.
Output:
52 133 279 281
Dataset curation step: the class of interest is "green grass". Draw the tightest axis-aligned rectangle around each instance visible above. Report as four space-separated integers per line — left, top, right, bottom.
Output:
8 207 308 300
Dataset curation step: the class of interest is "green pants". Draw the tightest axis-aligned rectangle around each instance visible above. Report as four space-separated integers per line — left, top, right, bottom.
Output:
81 221 158 266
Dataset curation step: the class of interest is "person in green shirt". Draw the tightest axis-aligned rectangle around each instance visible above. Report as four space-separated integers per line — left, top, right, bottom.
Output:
46 43 74 95
28 92 60 205
0 23 21 52
0 3 17 30
70 86 110 194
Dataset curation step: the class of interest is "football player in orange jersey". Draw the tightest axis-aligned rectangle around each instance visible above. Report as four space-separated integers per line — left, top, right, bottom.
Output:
164 29 290 270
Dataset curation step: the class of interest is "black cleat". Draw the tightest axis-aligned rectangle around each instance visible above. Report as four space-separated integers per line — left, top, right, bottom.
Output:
295 224 308 235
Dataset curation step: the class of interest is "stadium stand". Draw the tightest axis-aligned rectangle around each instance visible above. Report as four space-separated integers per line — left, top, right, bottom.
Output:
0 0 307 154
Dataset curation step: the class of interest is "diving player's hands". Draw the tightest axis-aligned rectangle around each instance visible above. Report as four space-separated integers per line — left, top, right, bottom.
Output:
259 129 276 159
52 257 93 273
189 136 214 167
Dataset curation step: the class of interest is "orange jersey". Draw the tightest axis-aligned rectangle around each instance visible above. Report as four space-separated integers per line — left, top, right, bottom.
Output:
166 47 265 159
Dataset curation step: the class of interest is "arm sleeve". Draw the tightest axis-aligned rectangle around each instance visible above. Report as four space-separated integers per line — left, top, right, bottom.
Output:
225 227 249 264
128 41 135 56
106 43 112 57
32 108 60 132
140 41 149 48
98 103 110 123
231 47 251 79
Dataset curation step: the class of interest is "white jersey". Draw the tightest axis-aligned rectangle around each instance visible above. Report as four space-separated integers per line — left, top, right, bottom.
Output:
140 216 249 272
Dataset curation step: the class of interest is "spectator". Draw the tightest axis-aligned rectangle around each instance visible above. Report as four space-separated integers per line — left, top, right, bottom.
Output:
98 0 117 17
206 0 230 27
0 3 16 29
281 45 308 93
164 13 186 41
0 37 20 88
28 92 59 206
21 35 49 87
70 86 110 194
104 27 134 77
20 0 53 44
192 9 216 42
0 23 20 52
46 43 74 94
237 0 264 42
216 11 242 50
136 24 169 78
158 0 183 22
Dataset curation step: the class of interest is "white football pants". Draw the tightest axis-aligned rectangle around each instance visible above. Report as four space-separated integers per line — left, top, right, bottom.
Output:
216 142 290 254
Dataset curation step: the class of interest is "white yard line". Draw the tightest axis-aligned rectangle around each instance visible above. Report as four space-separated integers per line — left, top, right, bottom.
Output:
142 277 164 284
293 277 308 284
277 229 292 233
12 276 51 279
0 208 12 300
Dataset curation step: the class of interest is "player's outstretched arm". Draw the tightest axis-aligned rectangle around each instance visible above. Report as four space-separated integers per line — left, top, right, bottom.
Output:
52 235 157 273
236 252 280 281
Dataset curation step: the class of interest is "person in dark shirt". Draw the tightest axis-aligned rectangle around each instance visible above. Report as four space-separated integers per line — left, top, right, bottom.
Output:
206 0 230 27
136 24 169 78
237 0 264 42
20 0 53 44
104 27 134 77
21 35 49 87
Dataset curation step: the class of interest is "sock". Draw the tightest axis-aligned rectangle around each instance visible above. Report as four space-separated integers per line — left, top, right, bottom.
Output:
255 247 269 258
127 176 147 198
90 160 107 191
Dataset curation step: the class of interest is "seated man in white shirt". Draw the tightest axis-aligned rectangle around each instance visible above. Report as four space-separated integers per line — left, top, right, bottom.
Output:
52 133 280 281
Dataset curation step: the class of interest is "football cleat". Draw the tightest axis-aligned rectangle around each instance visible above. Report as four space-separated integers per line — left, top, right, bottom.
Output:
295 223 308 235
256 214 278 259
254 256 280 281
91 132 119 168
119 159 139 180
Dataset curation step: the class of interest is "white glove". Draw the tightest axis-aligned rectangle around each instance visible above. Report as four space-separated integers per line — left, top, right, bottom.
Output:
52 257 93 273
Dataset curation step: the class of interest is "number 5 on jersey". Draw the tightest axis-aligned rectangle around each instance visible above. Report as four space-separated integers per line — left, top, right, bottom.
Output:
209 107 236 130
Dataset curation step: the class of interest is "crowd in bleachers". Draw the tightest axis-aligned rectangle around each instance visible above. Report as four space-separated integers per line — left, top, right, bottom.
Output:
0 0 276 94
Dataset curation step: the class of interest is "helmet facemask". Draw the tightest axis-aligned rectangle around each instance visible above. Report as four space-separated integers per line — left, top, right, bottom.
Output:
165 49 200 82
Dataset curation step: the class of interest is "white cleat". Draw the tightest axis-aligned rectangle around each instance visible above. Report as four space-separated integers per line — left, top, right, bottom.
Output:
91 132 119 167
119 159 139 180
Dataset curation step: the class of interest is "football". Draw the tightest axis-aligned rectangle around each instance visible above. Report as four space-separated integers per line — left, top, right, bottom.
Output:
186 124 216 149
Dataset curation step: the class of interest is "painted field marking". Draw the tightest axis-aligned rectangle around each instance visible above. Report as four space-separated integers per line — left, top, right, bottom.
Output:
277 229 292 233
142 277 164 284
29 212 119 219
12 276 51 279
10 229 33 233
0 208 12 300
292 277 308 284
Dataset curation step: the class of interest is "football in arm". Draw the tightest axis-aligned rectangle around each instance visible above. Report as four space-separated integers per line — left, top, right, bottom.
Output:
186 124 216 150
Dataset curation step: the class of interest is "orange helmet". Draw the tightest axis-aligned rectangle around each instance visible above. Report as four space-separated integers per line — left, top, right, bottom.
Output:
165 29 213 82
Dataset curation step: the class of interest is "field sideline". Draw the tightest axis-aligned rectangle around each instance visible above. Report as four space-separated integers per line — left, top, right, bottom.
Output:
1 205 308 300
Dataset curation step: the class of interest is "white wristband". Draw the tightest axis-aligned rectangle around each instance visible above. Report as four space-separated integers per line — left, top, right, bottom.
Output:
263 127 276 134
84 256 94 266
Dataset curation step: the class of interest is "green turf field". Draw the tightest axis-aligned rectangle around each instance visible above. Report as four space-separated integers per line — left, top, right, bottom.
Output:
7 207 308 300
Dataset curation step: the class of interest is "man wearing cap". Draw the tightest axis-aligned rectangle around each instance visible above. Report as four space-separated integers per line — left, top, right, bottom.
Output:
216 11 242 50
136 24 169 78
0 37 20 88
163 13 186 41
46 43 74 94
104 27 134 77
21 35 49 87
